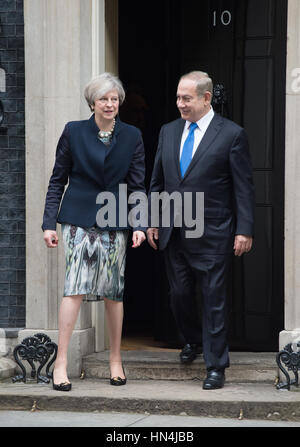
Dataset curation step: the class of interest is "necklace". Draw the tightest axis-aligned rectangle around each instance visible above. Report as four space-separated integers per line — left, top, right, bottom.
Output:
98 118 116 140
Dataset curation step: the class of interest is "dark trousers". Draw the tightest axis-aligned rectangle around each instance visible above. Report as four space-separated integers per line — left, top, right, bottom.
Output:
164 230 231 372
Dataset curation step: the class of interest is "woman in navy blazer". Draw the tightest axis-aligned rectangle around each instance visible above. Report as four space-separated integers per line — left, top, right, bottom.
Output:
42 73 146 391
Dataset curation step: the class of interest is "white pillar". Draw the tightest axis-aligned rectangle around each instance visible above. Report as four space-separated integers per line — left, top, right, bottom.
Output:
90 0 106 353
280 0 300 349
91 0 119 352
21 0 107 376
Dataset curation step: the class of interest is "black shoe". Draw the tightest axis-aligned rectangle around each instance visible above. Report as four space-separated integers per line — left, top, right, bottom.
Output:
52 380 72 391
179 344 202 364
110 365 127 386
110 376 127 386
52 371 72 391
202 370 225 390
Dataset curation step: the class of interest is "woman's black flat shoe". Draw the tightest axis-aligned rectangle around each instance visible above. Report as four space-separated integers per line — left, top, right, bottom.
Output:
52 381 72 391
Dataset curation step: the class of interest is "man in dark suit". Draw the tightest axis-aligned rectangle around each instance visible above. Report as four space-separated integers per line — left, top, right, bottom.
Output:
147 71 254 389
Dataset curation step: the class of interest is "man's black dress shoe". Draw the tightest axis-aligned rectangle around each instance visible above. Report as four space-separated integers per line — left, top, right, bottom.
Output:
180 344 202 364
202 370 225 390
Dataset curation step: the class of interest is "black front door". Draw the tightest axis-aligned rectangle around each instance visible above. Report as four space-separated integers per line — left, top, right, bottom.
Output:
119 0 287 351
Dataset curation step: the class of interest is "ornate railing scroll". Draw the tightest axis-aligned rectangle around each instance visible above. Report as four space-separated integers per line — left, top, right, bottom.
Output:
276 342 300 391
12 333 57 384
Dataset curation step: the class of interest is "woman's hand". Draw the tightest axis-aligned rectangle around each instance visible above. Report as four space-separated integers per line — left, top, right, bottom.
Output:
132 230 146 248
43 230 59 248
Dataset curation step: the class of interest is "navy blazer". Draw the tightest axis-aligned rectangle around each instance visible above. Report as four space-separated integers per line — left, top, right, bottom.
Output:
149 113 255 254
42 115 146 231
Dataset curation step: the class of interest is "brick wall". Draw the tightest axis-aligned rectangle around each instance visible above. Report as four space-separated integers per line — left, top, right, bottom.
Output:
0 0 25 328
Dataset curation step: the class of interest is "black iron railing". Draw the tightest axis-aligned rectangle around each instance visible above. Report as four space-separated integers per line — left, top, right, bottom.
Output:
12 333 57 384
276 343 300 391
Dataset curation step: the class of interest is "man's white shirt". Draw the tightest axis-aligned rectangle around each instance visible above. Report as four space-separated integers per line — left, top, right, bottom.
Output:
179 107 215 160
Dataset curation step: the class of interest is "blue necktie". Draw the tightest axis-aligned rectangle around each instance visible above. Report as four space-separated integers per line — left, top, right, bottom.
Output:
180 122 198 177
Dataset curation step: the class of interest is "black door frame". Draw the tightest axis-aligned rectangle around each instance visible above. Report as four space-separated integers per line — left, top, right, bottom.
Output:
118 0 287 351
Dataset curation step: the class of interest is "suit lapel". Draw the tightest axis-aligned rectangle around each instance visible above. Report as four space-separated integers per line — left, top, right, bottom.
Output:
181 113 224 181
173 119 186 180
104 116 124 157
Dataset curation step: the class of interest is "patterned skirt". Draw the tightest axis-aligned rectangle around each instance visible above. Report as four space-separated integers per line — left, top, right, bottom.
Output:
61 224 128 301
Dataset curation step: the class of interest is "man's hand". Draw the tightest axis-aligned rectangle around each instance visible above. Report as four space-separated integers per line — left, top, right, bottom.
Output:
132 230 146 248
234 235 253 256
146 228 159 250
43 230 59 248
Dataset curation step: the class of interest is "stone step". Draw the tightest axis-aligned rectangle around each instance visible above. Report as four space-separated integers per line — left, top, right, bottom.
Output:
82 351 278 383
1 378 299 422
